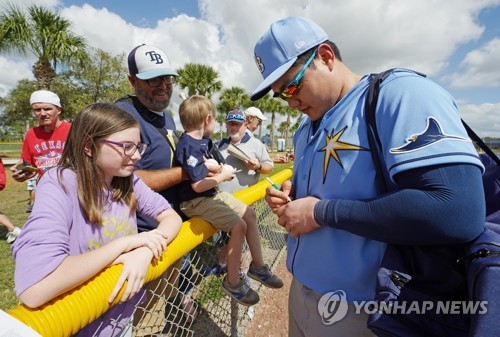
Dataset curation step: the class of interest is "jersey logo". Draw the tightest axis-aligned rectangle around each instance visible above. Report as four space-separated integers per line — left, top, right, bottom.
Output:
186 155 198 168
390 117 470 153
320 126 367 183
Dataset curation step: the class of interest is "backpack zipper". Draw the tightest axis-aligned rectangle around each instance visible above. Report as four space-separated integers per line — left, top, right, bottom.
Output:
457 248 500 264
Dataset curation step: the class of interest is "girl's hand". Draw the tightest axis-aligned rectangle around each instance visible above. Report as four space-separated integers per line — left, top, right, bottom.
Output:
123 230 168 259
108 247 152 303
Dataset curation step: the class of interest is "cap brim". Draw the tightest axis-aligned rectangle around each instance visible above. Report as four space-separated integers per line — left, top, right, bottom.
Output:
136 68 179 80
250 57 297 101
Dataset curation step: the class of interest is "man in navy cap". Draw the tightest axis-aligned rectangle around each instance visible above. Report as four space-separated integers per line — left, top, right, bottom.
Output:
116 44 198 330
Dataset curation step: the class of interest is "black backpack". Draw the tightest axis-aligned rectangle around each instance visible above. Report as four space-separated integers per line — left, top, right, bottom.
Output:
365 69 500 337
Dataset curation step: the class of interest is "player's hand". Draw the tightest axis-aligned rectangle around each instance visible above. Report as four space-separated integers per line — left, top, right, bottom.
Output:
10 164 36 182
265 180 292 212
275 196 321 237
108 247 152 303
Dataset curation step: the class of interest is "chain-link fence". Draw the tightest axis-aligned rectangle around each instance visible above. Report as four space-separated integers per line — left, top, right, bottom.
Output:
130 198 287 337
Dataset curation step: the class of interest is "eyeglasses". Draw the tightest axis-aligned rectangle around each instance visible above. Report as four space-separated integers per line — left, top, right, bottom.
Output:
273 49 317 100
102 140 148 157
226 113 246 123
145 75 176 87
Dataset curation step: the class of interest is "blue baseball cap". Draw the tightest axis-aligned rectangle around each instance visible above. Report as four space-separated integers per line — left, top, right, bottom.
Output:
128 44 178 80
250 16 328 101
226 109 246 123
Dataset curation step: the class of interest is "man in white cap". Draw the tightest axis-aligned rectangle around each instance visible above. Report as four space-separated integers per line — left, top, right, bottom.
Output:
11 90 70 183
244 106 267 135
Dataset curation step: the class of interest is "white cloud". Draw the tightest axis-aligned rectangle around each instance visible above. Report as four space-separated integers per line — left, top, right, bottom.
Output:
0 57 33 97
445 38 500 88
460 102 500 137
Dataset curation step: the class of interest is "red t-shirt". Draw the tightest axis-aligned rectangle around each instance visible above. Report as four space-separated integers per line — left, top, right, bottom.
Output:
21 121 71 177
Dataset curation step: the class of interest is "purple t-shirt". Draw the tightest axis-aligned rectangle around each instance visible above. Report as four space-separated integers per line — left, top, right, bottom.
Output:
12 168 172 336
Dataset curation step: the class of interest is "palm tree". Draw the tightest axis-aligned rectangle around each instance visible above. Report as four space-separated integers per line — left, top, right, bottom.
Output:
176 63 223 98
0 3 88 89
253 94 286 150
283 106 300 148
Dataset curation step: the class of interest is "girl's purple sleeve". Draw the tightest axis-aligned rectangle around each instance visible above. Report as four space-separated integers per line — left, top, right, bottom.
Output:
11 169 74 295
133 174 172 219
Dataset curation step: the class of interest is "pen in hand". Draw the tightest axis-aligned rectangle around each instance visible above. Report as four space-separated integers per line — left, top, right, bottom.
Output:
266 177 292 202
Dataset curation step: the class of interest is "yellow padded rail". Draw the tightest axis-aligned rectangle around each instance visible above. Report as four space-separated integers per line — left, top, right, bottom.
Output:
8 169 293 337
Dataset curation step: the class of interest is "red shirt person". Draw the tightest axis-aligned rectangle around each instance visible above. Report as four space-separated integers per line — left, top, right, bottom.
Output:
11 90 71 182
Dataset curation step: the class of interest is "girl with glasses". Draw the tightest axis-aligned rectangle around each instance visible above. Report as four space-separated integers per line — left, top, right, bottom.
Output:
12 103 182 337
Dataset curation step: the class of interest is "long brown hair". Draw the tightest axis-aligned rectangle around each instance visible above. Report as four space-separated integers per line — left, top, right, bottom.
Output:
58 103 139 225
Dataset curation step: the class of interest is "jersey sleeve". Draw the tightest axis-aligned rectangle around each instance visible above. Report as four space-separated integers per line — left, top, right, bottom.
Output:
376 72 483 179
175 138 209 183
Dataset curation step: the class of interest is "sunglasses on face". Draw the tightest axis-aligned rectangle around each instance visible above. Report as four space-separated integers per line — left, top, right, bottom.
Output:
102 140 148 157
226 113 246 122
273 49 317 100
145 75 176 87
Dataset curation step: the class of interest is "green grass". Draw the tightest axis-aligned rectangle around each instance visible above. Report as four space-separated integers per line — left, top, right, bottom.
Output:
0 173 30 310
0 143 23 159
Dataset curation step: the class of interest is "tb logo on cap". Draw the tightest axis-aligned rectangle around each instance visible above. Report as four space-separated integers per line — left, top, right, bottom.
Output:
145 51 164 64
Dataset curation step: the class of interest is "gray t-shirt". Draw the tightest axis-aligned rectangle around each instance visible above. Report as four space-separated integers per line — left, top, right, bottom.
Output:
218 133 273 194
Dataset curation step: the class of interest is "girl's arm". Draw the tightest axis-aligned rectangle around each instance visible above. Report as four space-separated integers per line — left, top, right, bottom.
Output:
107 208 183 303
19 231 168 308
154 208 182 244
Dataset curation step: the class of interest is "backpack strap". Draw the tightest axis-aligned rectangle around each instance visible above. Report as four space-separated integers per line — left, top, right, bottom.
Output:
462 121 500 166
117 95 179 155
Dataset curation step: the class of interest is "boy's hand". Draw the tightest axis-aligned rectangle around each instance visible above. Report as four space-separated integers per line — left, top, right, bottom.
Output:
220 164 236 181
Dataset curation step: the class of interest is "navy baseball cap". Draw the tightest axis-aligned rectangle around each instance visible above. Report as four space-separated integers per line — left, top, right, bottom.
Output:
128 44 178 80
251 16 328 101
226 109 246 123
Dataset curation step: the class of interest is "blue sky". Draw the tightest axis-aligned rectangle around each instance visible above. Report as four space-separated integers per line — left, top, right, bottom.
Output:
1 0 499 137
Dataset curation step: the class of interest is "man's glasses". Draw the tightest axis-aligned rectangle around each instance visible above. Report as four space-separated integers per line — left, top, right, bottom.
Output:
102 140 148 157
273 49 317 100
145 75 176 87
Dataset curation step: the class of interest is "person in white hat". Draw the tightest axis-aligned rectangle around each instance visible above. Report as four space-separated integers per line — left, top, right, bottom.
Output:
244 107 267 134
11 90 70 184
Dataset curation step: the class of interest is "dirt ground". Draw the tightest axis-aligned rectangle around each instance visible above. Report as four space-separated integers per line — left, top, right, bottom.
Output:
244 255 291 337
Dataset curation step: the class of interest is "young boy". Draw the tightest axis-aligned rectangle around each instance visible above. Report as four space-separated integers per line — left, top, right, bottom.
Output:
175 95 283 306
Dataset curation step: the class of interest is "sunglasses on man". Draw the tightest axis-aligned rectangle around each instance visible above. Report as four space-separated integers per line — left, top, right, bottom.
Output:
273 49 317 100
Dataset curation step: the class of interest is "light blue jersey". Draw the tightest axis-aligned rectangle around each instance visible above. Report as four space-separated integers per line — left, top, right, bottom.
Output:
289 69 483 301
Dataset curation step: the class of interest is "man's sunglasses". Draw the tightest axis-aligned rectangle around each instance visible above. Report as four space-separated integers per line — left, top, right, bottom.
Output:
273 49 317 100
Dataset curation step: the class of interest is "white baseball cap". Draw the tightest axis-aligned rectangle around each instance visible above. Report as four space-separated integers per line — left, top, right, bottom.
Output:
245 107 267 121
29 90 61 107
128 44 178 80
